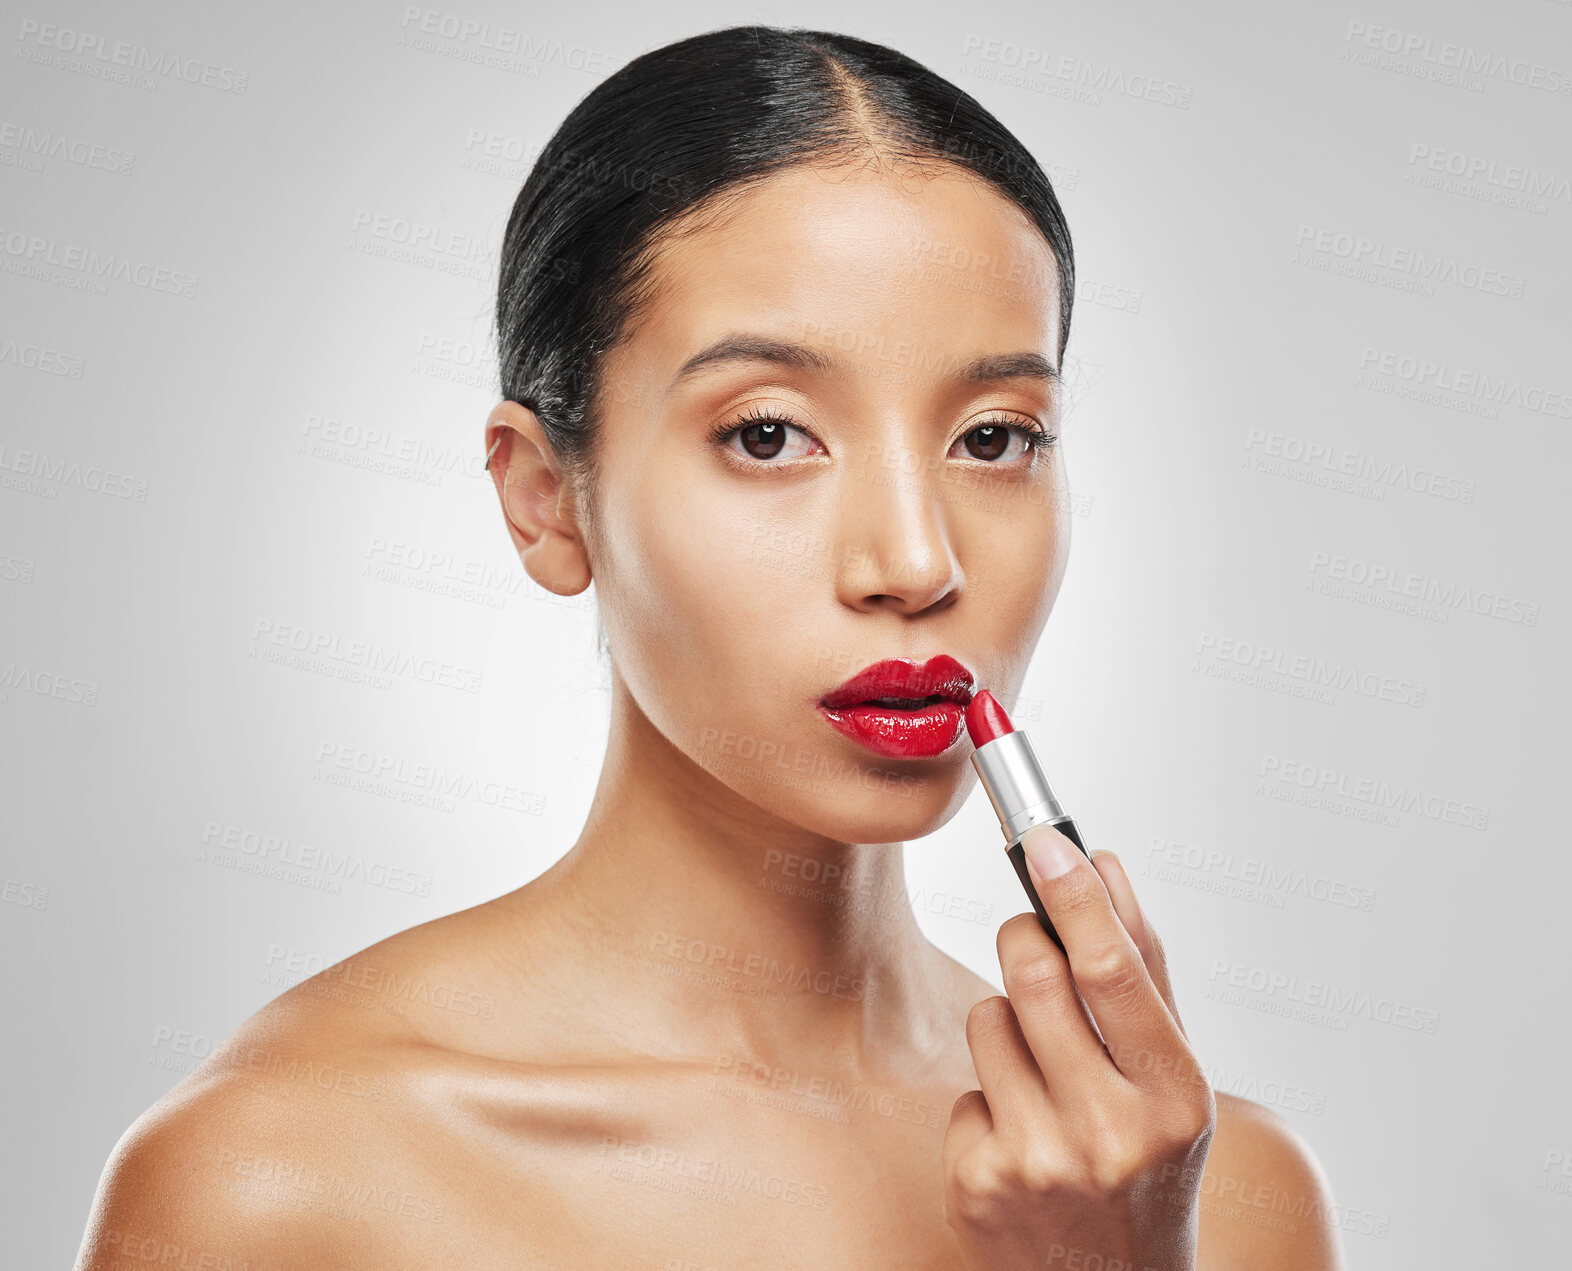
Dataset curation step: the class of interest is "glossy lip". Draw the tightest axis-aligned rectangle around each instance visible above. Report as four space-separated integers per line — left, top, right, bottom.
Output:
817 654 976 760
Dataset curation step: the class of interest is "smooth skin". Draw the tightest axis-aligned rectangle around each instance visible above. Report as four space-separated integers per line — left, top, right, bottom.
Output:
75 154 1344 1270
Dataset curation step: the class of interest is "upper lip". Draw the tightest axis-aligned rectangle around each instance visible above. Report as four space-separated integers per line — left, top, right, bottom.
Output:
819 654 976 710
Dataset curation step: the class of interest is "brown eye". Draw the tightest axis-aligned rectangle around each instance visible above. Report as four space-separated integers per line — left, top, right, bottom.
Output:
739 421 786 459
950 418 1050 464
965 425 1012 461
711 411 819 463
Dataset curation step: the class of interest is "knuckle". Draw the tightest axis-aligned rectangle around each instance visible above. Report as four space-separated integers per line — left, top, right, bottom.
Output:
951 1087 988 1119
1184 1086 1218 1142
1087 1142 1145 1198
1149 1084 1216 1154
1013 1138 1065 1194
1003 953 1073 1010
996 910 1042 952
947 1152 1010 1229
1077 942 1144 1000
965 995 1016 1045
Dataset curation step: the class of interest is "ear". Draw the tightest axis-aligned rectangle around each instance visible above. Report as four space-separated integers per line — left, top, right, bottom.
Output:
485 400 593 596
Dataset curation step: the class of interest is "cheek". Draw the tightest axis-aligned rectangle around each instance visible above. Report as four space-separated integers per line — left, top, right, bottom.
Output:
957 476 1071 658
1023 497 1070 634
599 469 822 745
1028 489 1071 600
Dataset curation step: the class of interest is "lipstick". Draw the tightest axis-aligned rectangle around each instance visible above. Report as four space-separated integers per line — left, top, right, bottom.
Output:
818 654 974 760
966 690 1089 951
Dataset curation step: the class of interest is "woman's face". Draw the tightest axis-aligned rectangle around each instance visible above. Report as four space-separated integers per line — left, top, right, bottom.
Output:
578 157 1068 844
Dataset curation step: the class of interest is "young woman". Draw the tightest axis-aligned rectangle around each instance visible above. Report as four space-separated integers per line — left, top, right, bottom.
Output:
76 26 1343 1270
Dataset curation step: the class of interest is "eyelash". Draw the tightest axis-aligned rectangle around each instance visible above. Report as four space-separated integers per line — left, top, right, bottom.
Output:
707 408 1057 463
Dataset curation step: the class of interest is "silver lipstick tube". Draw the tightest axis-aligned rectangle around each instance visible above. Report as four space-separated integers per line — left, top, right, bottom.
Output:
970 729 1088 949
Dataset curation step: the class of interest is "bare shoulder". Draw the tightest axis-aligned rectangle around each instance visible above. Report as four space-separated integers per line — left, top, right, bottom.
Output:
72 1044 417 1269
1199 1092 1348 1271
73 898 537 1270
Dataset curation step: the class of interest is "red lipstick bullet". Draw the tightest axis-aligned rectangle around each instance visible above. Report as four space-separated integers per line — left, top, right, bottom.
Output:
966 691 1089 950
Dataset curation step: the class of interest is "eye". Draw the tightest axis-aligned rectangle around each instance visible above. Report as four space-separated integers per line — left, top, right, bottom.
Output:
709 408 821 463
951 415 1056 463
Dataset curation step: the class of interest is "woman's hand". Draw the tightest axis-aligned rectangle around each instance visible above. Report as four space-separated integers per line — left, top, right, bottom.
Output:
942 825 1216 1271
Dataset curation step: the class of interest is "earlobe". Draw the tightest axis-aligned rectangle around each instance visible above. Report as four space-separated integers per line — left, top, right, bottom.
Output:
485 400 593 597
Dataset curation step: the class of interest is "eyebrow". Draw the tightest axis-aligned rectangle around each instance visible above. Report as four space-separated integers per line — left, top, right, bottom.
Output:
667 333 1060 392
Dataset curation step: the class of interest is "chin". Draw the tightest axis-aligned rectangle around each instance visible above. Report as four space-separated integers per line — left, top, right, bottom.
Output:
743 749 976 845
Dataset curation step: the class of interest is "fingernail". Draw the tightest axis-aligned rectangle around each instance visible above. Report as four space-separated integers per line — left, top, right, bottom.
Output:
1022 824 1081 882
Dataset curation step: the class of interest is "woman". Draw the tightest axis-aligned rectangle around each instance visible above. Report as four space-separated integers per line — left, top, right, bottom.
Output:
76 26 1343 1270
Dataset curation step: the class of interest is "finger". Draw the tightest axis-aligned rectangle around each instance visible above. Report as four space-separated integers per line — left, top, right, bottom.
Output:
994 911 1114 1092
941 1087 993 1174
960 994 1053 1136
1018 824 1189 1086
1091 849 1184 1035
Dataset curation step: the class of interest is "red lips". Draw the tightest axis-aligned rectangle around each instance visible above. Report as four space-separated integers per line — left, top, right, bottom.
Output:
817 654 975 759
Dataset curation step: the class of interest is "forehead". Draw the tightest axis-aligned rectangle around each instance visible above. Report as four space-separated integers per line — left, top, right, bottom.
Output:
621 159 1061 384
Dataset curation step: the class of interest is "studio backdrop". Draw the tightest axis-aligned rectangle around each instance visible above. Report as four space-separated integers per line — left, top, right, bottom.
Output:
2 1 1568 1267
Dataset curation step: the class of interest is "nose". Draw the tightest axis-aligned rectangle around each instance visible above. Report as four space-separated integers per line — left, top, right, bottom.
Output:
833 449 965 616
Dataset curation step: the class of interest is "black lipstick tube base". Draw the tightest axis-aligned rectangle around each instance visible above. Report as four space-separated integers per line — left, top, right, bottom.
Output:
1005 816 1088 951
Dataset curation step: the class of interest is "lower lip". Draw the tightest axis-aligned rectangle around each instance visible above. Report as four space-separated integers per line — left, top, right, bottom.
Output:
817 701 966 759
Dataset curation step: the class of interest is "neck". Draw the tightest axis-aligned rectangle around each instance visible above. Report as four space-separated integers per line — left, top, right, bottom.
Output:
522 669 956 1074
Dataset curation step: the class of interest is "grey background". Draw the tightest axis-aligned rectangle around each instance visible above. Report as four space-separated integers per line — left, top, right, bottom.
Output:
3 0 1569 1265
